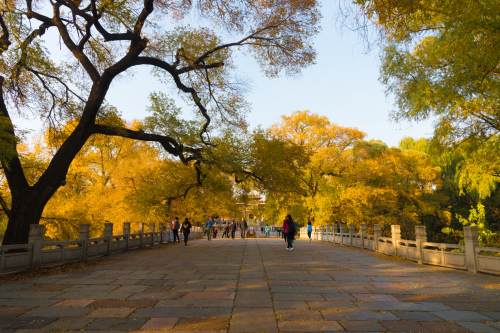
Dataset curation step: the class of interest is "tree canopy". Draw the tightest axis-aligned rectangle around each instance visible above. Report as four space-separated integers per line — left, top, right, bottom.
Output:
0 0 320 244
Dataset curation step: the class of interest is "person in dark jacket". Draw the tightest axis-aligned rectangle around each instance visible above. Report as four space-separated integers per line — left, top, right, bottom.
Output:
230 221 237 239
180 218 192 246
282 214 296 251
223 224 230 238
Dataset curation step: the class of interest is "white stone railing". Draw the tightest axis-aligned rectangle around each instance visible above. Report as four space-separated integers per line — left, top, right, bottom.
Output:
0 222 203 274
300 224 500 275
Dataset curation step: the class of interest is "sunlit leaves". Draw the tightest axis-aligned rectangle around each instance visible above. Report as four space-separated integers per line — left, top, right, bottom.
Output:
144 92 200 146
356 1 499 138
456 136 500 199
354 0 499 221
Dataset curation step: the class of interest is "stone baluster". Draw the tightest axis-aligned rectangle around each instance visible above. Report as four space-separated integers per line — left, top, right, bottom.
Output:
104 223 113 255
159 223 166 244
464 226 479 273
139 223 144 248
391 225 401 256
373 224 381 252
349 224 355 246
123 222 131 250
79 224 90 261
29 224 45 268
340 223 346 244
150 223 156 246
332 223 338 243
415 225 427 265
360 224 367 249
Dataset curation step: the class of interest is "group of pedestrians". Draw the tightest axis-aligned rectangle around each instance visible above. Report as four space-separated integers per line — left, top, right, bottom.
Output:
204 217 248 241
170 217 192 246
169 213 311 252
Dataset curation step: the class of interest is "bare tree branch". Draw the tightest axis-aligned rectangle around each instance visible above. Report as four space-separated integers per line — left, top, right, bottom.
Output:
89 0 138 42
134 0 154 35
51 2 101 81
192 22 284 66
26 67 86 103
133 57 213 144
11 22 52 82
165 161 205 207
90 124 201 164
177 61 225 74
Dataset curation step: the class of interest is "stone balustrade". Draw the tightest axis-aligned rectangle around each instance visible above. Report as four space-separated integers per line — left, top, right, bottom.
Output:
300 224 500 276
0 223 204 274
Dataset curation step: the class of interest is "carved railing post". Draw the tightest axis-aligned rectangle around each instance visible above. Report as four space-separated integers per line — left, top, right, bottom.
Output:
360 224 367 249
123 222 131 250
341 223 347 245
139 223 144 248
29 224 45 269
464 226 479 273
168 227 173 243
150 223 156 246
332 223 337 243
373 224 381 252
415 225 427 264
391 225 401 256
159 223 166 243
349 224 355 246
104 223 113 255
79 224 90 261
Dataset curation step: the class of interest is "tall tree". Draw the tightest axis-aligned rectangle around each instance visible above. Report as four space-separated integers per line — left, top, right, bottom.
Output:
0 0 320 244
354 0 499 140
269 110 364 222
354 0 499 223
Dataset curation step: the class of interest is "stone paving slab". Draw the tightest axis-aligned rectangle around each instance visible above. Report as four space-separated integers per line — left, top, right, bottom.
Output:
0 238 499 332
21 305 90 317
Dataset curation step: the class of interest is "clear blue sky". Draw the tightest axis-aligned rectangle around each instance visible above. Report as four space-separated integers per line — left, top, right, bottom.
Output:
17 1 434 147
106 1 434 147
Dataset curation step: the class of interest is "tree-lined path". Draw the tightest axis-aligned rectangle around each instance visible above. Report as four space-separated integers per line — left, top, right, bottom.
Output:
1 239 499 333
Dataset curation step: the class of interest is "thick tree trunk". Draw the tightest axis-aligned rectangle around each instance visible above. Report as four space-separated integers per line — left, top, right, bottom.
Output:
1 80 109 245
2 189 47 245
2 124 94 245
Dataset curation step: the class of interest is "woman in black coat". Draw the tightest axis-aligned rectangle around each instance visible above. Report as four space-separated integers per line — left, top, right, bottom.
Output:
180 218 192 246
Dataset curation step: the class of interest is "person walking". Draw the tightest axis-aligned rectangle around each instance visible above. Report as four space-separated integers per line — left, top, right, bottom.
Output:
240 219 248 239
171 217 180 244
307 219 313 242
264 225 271 237
282 214 297 251
205 217 214 241
223 224 230 238
231 221 237 239
181 217 192 246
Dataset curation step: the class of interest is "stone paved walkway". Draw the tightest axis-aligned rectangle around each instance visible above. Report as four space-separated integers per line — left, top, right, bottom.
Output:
0 238 499 332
